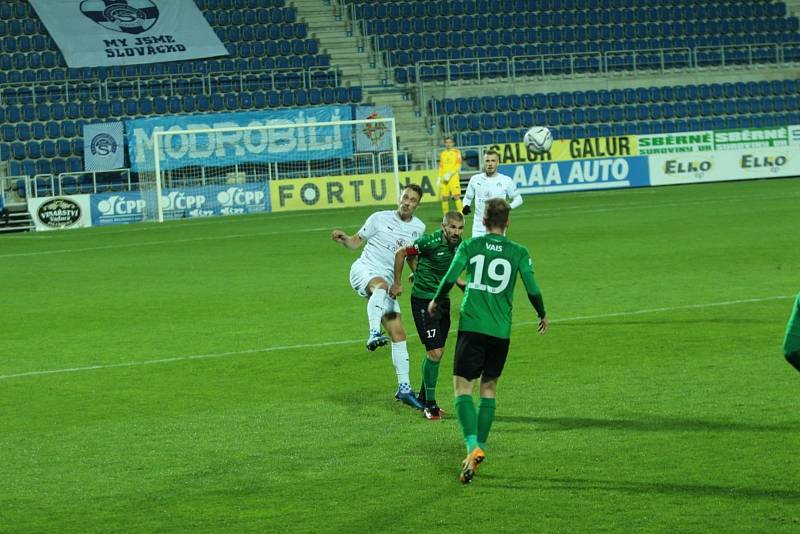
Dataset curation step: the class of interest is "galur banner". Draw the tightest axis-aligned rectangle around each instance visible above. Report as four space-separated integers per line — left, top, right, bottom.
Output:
29 0 228 68
127 107 354 172
490 136 639 165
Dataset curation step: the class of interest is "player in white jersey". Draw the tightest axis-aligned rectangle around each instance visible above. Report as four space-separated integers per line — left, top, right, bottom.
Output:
462 150 523 237
331 184 426 409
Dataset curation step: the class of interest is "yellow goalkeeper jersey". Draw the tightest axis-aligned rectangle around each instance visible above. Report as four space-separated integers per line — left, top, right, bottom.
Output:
439 148 462 177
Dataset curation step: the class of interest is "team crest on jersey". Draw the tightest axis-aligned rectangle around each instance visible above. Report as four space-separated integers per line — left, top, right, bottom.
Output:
80 0 160 35
396 238 406 248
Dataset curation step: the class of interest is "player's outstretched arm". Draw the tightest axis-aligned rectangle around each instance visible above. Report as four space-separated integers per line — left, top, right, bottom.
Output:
462 178 475 215
331 230 363 249
520 253 547 335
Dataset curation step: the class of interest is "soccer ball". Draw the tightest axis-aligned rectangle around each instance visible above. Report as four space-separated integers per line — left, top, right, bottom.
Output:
523 126 553 154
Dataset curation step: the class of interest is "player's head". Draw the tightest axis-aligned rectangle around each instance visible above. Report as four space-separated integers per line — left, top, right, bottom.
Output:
441 211 465 244
397 183 423 220
444 136 455 149
483 150 500 176
483 198 511 233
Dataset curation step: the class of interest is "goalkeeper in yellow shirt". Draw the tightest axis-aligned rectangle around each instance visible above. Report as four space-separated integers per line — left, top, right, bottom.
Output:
438 136 463 215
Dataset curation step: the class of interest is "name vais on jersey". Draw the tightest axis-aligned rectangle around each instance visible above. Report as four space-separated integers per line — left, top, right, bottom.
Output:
486 243 503 252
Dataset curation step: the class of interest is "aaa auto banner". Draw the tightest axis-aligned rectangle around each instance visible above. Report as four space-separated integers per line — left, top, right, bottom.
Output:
127 106 353 172
500 156 651 195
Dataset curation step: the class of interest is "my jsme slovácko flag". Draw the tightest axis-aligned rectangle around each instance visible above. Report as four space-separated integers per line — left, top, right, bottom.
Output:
29 0 228 68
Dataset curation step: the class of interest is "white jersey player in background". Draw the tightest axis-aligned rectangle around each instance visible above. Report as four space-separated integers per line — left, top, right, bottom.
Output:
331 184 426 409
462 149 523 237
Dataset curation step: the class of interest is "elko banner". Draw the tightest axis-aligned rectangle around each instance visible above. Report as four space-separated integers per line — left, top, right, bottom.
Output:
29 0 228 68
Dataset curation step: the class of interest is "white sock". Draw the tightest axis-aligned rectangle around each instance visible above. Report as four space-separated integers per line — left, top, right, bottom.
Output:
391 340 411 388
367 288 387 334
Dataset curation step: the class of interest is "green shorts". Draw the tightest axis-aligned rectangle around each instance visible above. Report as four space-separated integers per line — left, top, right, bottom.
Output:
784 293 800 356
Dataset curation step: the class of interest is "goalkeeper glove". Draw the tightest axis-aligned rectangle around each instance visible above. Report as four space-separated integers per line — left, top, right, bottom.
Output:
462 205 471 215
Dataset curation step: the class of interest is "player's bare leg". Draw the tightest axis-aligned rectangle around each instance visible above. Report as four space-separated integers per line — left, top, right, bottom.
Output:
384 313 424 410
365 277 391 351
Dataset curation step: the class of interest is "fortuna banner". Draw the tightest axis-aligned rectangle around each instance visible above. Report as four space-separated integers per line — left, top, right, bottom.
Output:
29 0 228 68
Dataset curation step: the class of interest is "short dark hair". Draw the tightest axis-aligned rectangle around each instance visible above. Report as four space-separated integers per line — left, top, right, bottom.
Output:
484 198 510 229
403 183 423 200
442 211 464 224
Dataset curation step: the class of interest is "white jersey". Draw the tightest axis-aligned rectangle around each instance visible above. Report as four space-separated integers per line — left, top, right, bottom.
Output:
356 210 425 278
463 172 523 236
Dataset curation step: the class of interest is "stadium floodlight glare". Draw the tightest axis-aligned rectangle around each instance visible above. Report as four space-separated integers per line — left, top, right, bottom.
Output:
138 117 400 223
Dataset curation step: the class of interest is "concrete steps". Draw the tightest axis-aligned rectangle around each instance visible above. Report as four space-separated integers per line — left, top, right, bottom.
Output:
290 0 438 166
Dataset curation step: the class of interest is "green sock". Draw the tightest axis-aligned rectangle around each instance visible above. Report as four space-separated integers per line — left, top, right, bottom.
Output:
455 394 478 453
422 357 440 404
477 397 496 451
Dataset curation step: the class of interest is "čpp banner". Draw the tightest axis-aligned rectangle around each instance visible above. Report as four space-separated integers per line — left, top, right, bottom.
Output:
90 184 271 225
84 122 125 171
355 106 394 152
126 106 354 172
29 0 228 68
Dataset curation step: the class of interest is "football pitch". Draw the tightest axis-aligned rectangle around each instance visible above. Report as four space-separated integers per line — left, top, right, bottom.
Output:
1 177 799 532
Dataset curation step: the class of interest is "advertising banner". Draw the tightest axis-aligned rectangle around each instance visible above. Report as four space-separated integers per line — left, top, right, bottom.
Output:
28 195 93 231
91 191 147 226
90 184 270 225
713 127 790 150
268 169 445 212
501 156 651 195
355 106 394 152
636 131 714 155
127 106 353 172
84 122 125 171
29 0 228 68
648 147 799 186
489 136 639 165
789 125 800 146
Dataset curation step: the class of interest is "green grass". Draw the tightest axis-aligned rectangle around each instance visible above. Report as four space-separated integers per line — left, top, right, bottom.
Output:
1 178 799 532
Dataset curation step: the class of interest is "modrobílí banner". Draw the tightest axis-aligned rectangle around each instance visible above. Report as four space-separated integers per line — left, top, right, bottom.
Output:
126 106 354 172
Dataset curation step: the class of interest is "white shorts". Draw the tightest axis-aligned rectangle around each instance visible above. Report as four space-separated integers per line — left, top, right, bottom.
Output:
349 259 402 313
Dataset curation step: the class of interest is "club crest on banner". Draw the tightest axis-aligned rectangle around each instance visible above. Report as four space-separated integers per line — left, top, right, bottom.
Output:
80 0 160 35
361 111 387 147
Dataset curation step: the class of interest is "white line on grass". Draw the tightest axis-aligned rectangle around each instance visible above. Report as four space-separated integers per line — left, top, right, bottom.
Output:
0 294 791 381
2 189 797 259
0 226 331 258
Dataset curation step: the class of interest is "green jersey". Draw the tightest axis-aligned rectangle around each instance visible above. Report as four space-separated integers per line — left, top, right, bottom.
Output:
433 233 545 339
784 293 800 356
410 229 459 299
